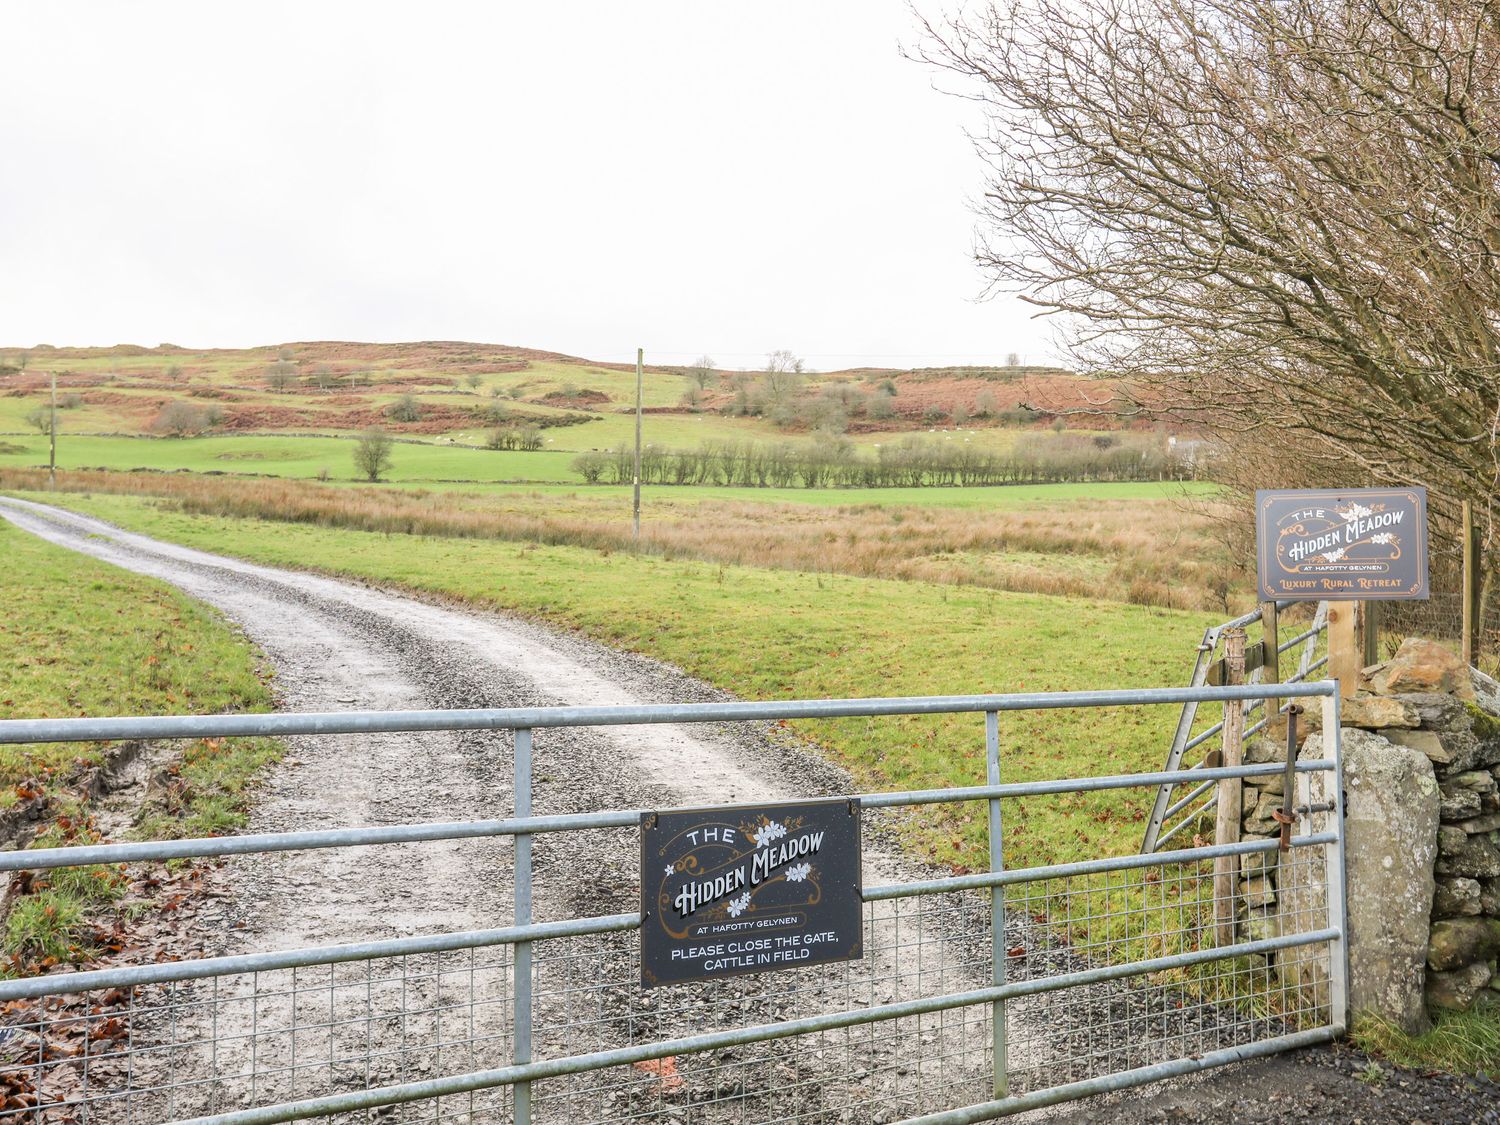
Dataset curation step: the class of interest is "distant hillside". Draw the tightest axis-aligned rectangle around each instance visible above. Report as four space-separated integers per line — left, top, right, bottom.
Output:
0 340 1145 445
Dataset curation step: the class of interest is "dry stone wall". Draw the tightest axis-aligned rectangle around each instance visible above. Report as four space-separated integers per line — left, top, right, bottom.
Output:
1236 639 1500 1031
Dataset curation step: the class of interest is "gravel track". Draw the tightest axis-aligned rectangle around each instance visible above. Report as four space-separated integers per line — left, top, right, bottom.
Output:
5 495 1493 1124
1 497 999 1122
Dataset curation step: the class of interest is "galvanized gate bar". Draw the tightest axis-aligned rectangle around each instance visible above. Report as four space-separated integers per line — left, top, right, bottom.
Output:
862 830 1338 900
0 811 644 872
0 826 1338 1004
0 759 1333 873
0 681 1340 745
166 928 1339 1125
0 912 642 1003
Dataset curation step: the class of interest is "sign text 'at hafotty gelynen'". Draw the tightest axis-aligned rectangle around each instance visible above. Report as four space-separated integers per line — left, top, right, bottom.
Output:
1256 487 1429 601
639 798 863 988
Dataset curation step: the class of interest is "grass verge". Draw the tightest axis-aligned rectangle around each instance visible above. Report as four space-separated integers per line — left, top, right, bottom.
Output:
0 518 277 972
1354 1009 1500 1080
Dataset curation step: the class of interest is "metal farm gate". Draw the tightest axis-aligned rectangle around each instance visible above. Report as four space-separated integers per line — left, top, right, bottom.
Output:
0 684 1349 1124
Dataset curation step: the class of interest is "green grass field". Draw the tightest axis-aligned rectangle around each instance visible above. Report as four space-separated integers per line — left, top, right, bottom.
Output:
0 518 278 970
9 490 1219 876
0 434 1218 512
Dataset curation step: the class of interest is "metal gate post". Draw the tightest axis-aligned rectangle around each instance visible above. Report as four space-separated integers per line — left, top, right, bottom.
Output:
985 710 1008 1098
514 727 535 1124
1319 693 1351 1030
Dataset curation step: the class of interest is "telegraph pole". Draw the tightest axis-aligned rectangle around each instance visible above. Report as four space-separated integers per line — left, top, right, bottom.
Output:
633 347 643 539
48 369 57 491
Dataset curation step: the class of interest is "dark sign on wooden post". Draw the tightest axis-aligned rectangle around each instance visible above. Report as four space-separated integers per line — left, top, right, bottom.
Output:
1256 488 1429 601
639 798 863 988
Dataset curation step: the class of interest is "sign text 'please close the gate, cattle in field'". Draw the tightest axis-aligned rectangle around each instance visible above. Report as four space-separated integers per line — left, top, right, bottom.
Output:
639 798 863 988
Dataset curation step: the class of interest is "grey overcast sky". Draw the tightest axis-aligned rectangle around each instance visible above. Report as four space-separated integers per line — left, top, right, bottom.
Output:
1 1 1051 370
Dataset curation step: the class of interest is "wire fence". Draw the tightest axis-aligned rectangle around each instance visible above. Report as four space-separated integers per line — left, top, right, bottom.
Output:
0 686 1349 1125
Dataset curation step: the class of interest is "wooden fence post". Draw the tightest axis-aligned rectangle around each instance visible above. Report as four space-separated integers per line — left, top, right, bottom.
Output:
1327 602 1360 703
1260 600 1281 739
1214 627 1247 948
1362 601 1381 669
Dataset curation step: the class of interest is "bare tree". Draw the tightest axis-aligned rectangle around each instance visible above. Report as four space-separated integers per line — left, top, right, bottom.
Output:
920 0 1500 572
686 355 717 390
763 349 806 406
353 431 394 482
266 360 297 392
1004 352 1020 368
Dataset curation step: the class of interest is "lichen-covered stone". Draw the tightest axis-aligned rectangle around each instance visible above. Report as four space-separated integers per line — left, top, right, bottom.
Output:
1427 961 1494 1011
1434 833 1500 879
1287 729 1438 1035
1241 790 1282 835
1400 693 1468 732
1458 813 1500 834
1482 878 1500 915
1470 670 1500 721
1371 638 1474 699
1383 728 1480 774
1245 737 1285 765
1440 785 1484 821
1344 695 1421 730
1427 918 1500 972
1448 769 1497 791
1433 877 1482 918
1240 850 1273 882
1438 825 1468 853
1243 910 1280 944
1240 876 1277 908
1244 771 1284 795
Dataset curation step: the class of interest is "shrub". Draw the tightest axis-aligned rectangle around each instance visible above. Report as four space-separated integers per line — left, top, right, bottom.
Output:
922 404 948 424
24 406 53 435
472 401 511 425
974 389 999 417
57 393 83 409
149 401 222 436
572 451 609 483
386 395 424 423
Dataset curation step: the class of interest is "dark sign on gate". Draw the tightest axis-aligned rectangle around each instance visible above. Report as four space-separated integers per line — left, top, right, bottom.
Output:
639 798 863 988
1256 487 1429 601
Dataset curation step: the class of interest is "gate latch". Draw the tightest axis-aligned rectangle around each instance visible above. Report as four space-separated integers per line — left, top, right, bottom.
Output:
1272 705 1302 851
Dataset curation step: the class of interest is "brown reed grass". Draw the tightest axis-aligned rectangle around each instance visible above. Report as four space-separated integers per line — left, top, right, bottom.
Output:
0 469 1248 612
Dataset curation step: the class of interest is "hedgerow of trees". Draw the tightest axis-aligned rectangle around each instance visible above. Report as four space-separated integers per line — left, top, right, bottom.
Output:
572 433 1187 489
